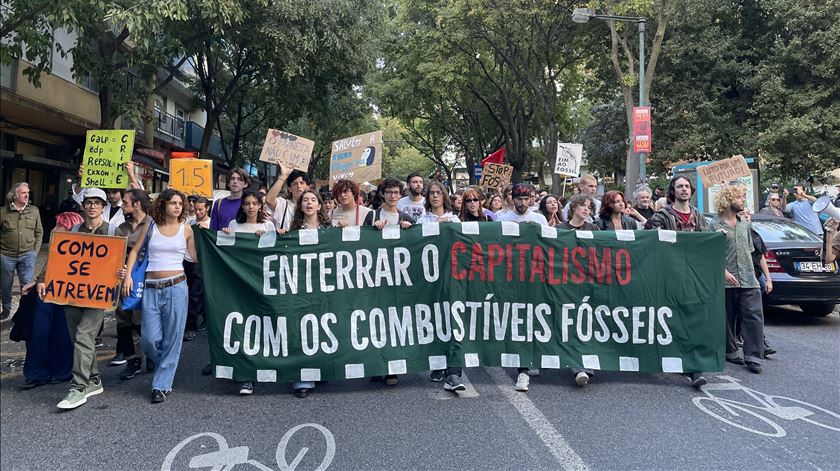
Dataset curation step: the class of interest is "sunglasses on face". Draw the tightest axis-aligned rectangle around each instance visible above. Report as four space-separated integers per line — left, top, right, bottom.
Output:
464 198 480 203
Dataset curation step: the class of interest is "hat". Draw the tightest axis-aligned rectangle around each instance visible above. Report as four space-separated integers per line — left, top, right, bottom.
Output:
511 183 531 198
82 188 107 203
770 182 780 188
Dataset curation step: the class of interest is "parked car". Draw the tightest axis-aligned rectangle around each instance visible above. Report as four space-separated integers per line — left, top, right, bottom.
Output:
748 214 838 316
704 213 839 316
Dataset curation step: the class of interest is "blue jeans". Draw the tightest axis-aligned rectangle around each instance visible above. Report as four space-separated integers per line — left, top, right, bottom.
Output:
1 251 36 312
24 296 72 383
141 279 188 391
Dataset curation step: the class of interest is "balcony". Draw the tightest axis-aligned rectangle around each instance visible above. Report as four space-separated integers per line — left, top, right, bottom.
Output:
154 109 185 144
185 121 223 159
120 116 146 138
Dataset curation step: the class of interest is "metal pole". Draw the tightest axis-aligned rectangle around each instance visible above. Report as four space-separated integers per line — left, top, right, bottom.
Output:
638 19 647 186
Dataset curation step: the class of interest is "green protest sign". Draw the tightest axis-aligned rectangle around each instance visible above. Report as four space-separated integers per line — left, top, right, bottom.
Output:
194 224 726 383
81 130 135 188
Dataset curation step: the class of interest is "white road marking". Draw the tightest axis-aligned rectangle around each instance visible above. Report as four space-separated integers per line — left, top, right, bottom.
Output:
428 371 480 400
486 368 589 471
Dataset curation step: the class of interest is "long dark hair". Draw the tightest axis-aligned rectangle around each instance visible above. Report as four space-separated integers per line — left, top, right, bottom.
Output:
538 194 560 221
423 181 451 213
290 189 330 230
150 189 188 225
235 190 266 224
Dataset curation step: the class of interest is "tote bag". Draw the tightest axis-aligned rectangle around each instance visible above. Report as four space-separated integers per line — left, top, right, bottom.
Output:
121 222 154 311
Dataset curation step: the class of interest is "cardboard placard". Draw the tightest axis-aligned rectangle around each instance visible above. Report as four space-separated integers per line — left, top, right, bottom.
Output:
479 163 513 190
170 159 213 197
329 130 383 187
555 143 583 177
698 154 751 188
42 232 127 309
258 129 315 171
82 130 135 188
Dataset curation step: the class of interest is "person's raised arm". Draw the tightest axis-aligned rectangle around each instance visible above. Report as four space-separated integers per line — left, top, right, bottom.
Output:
265 163 292 210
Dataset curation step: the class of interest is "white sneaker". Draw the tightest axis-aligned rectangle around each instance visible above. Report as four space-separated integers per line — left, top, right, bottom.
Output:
239 382 254 395
574 371 589 387
514 373 529 392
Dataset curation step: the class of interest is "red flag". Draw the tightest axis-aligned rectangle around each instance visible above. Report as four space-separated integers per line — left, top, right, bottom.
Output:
481 147 506 167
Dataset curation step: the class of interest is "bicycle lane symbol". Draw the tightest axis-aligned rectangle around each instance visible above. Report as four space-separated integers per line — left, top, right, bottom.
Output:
692 375 840 437
161 423 336 471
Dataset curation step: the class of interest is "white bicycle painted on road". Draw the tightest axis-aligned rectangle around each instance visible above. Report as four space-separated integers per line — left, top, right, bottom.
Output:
161 423 335 471
693 375 840 437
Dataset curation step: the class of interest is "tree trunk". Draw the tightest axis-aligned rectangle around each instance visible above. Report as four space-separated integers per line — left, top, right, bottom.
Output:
200 111 219 159
99 86 114 129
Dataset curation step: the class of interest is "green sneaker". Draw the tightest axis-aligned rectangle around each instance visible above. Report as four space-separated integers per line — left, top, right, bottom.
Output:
85 380 104 398
57 389 87 410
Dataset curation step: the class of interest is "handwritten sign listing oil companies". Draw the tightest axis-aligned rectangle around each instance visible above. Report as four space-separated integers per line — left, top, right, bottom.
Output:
82 130 135 188
633 107 651 153
42 232 127 309
170 159 213 197
698 154 751 188
329 130 383 186
258 129 315 171
555 143 583 177
479 163 513 190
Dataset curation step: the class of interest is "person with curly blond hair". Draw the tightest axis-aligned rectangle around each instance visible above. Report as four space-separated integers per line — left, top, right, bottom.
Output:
710 184 770 375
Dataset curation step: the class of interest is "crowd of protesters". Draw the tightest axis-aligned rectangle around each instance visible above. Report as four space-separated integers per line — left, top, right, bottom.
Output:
3 160 838 411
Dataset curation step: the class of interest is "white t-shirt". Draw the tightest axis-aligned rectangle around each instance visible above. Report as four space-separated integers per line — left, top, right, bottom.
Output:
497 210 549 226
228 220 277 234
379 209 401 226
271 197 295 230
332 205 373 227
397 196 426 222
417 212 460 223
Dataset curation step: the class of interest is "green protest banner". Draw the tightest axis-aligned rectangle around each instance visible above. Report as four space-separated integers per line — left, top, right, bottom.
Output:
82 130 135 188
195 224 725 383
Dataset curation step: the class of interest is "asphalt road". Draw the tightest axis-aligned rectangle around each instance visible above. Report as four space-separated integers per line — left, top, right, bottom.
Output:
1 304 838 471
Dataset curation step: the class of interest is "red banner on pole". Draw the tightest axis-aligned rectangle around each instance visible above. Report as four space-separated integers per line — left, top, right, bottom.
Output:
633 106 651 153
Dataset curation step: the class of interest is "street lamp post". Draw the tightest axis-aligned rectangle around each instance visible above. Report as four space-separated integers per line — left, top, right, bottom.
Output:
572 8 648 186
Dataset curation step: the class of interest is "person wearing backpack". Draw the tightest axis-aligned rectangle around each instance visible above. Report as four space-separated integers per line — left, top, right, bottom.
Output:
35 188 117 410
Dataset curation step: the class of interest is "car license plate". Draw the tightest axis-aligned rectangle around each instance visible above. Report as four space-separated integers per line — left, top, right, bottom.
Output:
796 261 837 273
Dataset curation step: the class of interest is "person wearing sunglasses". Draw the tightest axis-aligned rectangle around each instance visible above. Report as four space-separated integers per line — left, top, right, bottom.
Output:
459 188 495 222
758 192 791 218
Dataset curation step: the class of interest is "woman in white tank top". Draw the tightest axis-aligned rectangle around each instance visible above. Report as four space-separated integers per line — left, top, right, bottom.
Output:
122 189 196 404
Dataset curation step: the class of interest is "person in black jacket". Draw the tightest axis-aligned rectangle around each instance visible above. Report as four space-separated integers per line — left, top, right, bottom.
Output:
363 177 414 229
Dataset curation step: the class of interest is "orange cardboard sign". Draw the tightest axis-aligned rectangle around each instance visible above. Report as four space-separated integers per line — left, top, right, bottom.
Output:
42 232 127 309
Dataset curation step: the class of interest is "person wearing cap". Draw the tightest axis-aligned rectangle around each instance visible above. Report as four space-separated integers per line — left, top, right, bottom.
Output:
496 183 549 226
35 188 122 410
760 183 789 213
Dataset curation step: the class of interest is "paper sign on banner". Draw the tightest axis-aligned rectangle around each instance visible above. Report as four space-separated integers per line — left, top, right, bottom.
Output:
42 232 127 309
633 107 651 153
329 130 383 187
555 143 583 177
169 159 213 197
81 130 135 188
698 154 751 188
258 129 315 171
479 163 513 190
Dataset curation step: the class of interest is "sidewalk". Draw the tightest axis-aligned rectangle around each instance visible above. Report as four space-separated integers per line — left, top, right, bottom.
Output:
1 246 49 326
